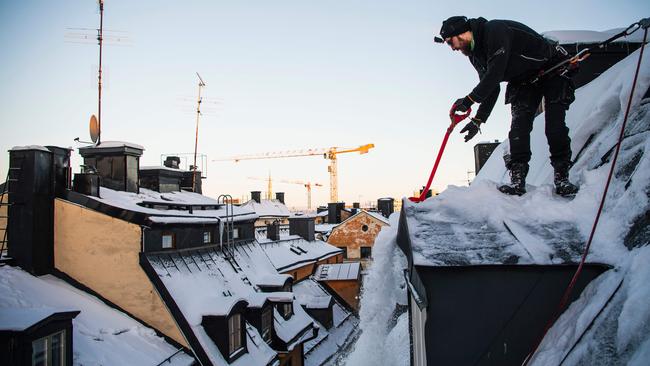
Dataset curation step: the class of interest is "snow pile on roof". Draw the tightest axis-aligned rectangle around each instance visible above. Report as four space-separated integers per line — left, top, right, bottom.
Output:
145 241 316 365
294 279 360 366
365 211 390 224
83 141 145 150
259 237 342 272
241 199 291 217
543 27 646 44
343 212 408 366
0 266 193 365
89 186 257 223
347 43 650 365
9 145 51 152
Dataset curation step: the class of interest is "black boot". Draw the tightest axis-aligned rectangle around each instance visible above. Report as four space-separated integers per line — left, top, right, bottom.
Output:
498 163 529 196
554 163 579 197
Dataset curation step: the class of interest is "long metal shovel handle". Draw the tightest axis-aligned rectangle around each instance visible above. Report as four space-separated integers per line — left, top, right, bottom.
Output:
409 108 471 203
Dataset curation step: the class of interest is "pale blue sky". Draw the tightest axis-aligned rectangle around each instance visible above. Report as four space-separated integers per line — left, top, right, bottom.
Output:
1 0 647 209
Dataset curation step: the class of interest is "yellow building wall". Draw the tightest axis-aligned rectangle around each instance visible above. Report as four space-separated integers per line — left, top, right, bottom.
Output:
53 199 188 347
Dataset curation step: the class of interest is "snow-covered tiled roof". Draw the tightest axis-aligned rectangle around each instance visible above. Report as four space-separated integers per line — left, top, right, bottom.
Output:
314 263 361 281
0 266 194 365
241 199 291 218
144 241 317 365
84 187 257 224
293 279 359 365
402 195 587 266
315 223 338 233
259 237 342 272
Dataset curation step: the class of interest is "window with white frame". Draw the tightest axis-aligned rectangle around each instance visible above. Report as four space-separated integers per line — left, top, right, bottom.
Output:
162 232 175 249
228 313 243 355
32 330 65 366
261 306 273 344
232 227 240 239
203 231 212 244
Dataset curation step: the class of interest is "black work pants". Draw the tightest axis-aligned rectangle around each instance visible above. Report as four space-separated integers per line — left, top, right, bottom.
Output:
505 73 575 169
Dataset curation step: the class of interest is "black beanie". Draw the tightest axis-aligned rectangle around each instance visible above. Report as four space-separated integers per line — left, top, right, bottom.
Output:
440 16 469 38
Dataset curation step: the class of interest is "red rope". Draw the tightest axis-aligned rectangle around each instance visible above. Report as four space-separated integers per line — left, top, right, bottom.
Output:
410 108 471 202
522 27 648 366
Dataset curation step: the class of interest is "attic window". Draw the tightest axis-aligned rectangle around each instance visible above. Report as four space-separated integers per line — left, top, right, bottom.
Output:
228 313 243 355
203 231 212 244
361 246 372 259
280 302 293 318
162 232 175 249
32 330 65 366
261 306 273 344
362 224 369 232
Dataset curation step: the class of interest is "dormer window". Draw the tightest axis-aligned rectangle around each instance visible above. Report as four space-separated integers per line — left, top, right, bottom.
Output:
203 231 212 244
228 313 244 356
162 232 175 249
32 330 66 366
280 302 293 318
261 306 273 344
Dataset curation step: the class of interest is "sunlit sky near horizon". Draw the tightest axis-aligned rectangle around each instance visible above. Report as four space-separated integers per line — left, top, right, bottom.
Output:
1 0 647 209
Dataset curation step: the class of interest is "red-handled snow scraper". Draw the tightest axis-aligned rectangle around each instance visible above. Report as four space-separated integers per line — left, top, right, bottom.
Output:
409 107 471 203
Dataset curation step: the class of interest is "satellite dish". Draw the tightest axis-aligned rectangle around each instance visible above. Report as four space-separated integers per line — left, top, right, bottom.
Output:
89 114 99 144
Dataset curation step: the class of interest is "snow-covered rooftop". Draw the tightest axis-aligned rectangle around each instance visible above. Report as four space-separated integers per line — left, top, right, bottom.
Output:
9 145 51 152
84 186 258 224
293 279 359 366
259 236 342 272
0 266 194 365
314 263 361 281
145 241 317 365
241 199 291 218
0 308 75 331
83 141 145 150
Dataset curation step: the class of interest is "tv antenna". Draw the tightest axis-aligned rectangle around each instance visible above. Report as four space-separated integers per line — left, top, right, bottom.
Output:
193 73 206 192
66 0 131 146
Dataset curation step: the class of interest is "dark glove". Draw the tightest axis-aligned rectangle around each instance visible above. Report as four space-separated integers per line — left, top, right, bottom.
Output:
459 117 482 142
451 96 474 114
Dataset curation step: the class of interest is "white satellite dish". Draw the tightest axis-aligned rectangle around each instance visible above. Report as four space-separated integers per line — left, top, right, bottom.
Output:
89 114 99 144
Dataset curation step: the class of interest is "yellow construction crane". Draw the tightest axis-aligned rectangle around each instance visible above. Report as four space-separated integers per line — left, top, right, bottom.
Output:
216 144 374 203
249 176 323 210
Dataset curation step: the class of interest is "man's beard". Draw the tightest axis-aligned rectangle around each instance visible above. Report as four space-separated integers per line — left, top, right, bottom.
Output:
460 42 471 56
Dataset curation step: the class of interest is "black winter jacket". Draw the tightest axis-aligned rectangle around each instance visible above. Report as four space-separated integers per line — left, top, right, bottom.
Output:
467 17 562 122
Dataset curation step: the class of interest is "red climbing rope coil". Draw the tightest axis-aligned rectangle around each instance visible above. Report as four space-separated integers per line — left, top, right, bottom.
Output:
522 25 648 366
408 107 471 203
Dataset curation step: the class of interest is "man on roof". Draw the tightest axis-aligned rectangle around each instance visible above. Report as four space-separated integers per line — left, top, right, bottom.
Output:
441 16 579 197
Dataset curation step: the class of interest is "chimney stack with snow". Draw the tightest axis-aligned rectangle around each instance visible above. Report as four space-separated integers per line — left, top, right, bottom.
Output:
275 192 285 204
251 191 261 203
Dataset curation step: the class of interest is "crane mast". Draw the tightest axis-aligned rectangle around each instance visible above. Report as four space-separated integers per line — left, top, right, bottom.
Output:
217 144 374 203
